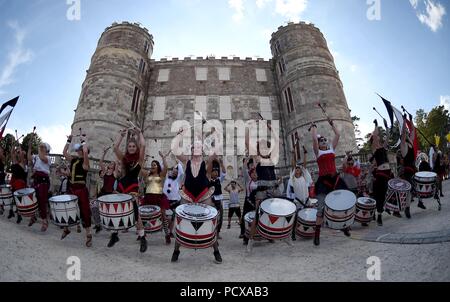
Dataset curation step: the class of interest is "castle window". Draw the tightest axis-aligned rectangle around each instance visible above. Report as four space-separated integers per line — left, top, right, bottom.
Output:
195 96 208 119
290 132 301 161
275 40 281 55
284 87 294 113
256 69 267 82
138 59 146 74
219 96 232 120
144 40 149 54
153 97 166 121
131 86 141 113
157 69 170 82
195 67 208 81
278 56 287 75
218 67 230 81
259 96 272 120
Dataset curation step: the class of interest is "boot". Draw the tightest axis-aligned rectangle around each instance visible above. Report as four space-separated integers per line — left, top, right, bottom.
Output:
213 251 223 264
94 225 102 234
171 250 180 262
377 214 383 226
107 233 119 248
314 226 321 246
404 207 411 219
418 201 426 210
16 214 22 224
8 209 15 219
140 236 148 253
341 227 351 237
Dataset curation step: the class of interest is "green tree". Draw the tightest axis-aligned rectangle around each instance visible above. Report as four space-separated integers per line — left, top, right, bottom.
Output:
21 133 42 154
426 106 450 151
352 115 364 149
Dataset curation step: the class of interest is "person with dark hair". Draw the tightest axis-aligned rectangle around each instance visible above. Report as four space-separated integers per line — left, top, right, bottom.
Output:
108 127 147 252
209 157 226 239
240 157 255 240
62 135 93 247
141 151 171 244
224 180 243 230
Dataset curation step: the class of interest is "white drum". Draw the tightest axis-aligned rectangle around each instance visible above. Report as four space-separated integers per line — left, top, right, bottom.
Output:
324 190 356 230
309 198 318 208
296 208 317 238
139 205 162 233
244 211 264 241
413 172 437 199
385 178 412 212
98 194 136 231
14 188 38 218
258 198 297 240
175 203 218 249
49 195 80 227
0 185 14 213
355 197 376 224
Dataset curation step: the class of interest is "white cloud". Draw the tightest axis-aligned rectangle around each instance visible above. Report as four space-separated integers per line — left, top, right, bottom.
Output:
440 95 450 110
229 0 245 22
350 64 358 72
256 0 272 9
275 0 308 22
410 0 419 9
0 21 34 92
411 0 446 32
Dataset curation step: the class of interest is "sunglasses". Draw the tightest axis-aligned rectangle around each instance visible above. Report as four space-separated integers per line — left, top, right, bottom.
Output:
319 138 327 143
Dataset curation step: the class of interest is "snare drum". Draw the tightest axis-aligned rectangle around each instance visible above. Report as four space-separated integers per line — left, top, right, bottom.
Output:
413 172 437 199
244 211 263 241
324 190 356 230
98 194 136 231
175 203 218 249
355 197 376 224
49 195 80 227
258 198 297 240
385 179 411 212
0 185 14 212
13 188 38 218
139 205 162 233
296 208 317 238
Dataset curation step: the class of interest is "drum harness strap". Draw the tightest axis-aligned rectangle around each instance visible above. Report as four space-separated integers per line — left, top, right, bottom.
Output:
323 175 341 191
295 197 308 208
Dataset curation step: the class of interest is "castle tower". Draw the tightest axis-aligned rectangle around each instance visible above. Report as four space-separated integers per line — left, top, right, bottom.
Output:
72 22 153 160
271 22 357 162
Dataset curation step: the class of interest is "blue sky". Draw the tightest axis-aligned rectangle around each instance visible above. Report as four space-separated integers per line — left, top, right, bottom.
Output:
0 0 448 153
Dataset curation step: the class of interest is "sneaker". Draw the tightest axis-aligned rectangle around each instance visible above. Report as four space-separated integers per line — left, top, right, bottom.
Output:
377 214 383 226
165 235 171 245
404 208 411 219
418 201 426 210
171 250 180 262
140 237 148 253
107 233 119 248
213 251 223 264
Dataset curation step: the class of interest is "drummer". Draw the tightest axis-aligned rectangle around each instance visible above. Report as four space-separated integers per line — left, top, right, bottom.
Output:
163 159 184 239
286 146 313 241
62 135 93 247
8 140 28 223
171 130 222 264
310 119 349 246
341 154 361 197
141 151 171 244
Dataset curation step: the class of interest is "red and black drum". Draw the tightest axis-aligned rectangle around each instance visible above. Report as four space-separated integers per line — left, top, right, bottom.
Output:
324 190 356 230
139 205 162 233
13 188 38 218
385 179 411 212
355 197 376 224
175 203 218 249
413 172 437 199
257 198 296 240
98 194 136 231
0 185 14 213
296 208 317 238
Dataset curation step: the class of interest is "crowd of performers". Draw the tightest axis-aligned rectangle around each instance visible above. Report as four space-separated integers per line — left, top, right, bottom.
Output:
0 116 448 264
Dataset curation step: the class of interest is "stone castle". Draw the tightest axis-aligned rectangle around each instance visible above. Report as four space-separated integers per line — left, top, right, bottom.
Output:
72 21 357 178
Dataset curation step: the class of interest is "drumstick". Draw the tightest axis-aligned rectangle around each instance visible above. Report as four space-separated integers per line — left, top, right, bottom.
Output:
15 130 19 141
126 119 138 129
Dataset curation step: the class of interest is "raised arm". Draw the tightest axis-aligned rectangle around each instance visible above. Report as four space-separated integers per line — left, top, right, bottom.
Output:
138 128 146 166
99 147 109 173
114 129 127 162
27 134 34 163
82 143 90 171
401 119 408 158
159 151 168 178
63 135 73 162
303 146 308 167
329 119 340 150
173 128 189 164
38 143 49 164
311 123 319 157
175 160 184 183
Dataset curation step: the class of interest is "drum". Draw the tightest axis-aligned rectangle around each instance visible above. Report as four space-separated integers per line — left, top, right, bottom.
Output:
175 203 218 249
0 185 14 212
324 190 356 230
296 208 317 238
139 205 162 233
385 179 411 212
49 195 80 227
244 211 264 241
13 188 38 218
355 197 376 224
413 172 437 199
258 198 297 240
98 194 136 231
309 199 318 208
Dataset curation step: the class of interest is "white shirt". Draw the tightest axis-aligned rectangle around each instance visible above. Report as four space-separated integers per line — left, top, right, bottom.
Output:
32 155 50 175
163 161 184 201
287 168 312 204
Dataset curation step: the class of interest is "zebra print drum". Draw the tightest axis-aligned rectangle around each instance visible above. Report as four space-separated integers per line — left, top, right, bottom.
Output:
175 203 218 249
385 179 411 212
13 188 38 218
0 185 14 213
98 194 136 231
139 205 162 233
413 172 437 199
296 208 317 238
355 197 376 224
258 198 296 240
244 211 263 241
324 190 356 230
49 195 80 227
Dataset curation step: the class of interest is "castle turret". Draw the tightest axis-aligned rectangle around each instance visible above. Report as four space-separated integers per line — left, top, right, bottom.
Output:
271 22 357 162
72 22 153 160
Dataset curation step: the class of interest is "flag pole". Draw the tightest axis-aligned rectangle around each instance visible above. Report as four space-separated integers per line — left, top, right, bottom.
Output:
401 105 434 147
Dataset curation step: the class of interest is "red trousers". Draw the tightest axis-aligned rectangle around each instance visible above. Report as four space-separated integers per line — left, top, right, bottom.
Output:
33 172 50 220
69 184 92 228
